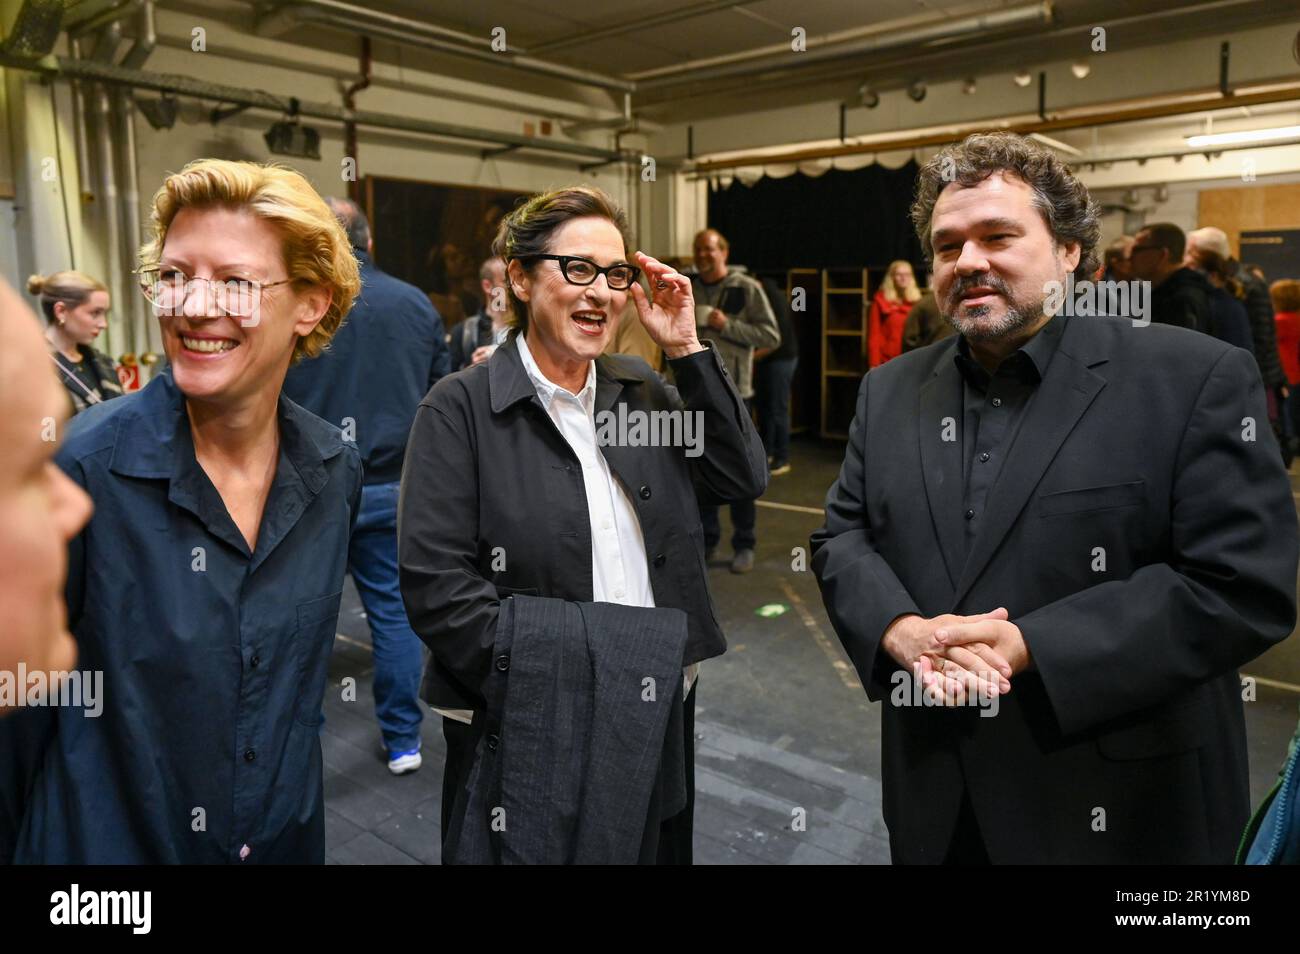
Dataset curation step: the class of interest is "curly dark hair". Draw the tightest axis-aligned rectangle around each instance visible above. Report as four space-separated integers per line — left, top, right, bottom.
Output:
910 132 1101 280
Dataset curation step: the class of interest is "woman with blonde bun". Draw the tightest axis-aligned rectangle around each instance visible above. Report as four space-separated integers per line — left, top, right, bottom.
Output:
29 270 123 413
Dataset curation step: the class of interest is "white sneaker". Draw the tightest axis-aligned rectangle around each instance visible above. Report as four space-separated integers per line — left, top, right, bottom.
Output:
387 748 422 775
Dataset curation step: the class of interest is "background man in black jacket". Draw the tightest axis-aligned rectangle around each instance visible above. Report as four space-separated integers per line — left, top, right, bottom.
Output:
283 197 450 775
1129 222 1212 334
812 132 1297 864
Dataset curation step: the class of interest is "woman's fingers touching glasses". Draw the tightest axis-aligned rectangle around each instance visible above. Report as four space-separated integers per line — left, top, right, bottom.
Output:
633 252 687 297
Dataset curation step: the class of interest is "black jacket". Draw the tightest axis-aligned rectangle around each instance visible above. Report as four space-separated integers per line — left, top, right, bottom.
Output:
1237 268 1286 389
398 338 767 712
1206 285 1254 354
50 343 123 415
449 312 495 371
811 315 1297 864
283 249 450 485
758 277 798 361
444 595 688 864
1151 266 1213 334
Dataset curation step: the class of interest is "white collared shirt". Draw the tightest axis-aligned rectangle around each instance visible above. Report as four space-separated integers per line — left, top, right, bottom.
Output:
433 336 693 727
516 334 654 609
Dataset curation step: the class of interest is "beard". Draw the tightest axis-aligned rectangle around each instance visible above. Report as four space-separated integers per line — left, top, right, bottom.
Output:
941 272 1048 342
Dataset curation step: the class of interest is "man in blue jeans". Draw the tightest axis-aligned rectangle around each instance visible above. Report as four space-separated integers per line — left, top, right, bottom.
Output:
283 198 450 774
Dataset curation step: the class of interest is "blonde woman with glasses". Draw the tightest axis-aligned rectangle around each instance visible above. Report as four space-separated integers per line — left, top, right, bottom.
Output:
1 159 362 864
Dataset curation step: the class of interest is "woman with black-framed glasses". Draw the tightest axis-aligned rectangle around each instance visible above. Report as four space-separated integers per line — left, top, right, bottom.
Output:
398 185 767 863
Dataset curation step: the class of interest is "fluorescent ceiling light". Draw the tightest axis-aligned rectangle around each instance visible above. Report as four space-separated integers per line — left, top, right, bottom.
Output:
1185 125 1300 147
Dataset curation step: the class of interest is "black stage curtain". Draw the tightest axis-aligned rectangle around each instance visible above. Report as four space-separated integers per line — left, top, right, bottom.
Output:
706 162 926 272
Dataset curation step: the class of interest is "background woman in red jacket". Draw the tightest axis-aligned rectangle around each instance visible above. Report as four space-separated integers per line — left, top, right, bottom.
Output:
1270 278 1300 459
869 259 920 367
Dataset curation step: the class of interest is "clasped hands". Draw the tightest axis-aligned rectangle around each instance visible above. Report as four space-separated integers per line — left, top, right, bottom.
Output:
881 608 1031 707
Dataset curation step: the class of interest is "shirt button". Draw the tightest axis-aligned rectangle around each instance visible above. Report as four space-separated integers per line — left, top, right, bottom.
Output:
653 553 666 567
638 485 651 500
601 518 612 530
614 588 625 599
239 844 251 861
244 749 256 762
250 654 261 668
494 654 510 672
991 397 1003 407
964 509 976 520
979 452 990 463
486 734 500 752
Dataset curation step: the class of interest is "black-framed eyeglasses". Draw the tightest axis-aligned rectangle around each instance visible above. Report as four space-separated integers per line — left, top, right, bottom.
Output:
524 254 641 290
137 267 295 318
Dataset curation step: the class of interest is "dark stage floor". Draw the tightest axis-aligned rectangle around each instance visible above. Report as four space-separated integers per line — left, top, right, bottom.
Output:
320 438 1300 864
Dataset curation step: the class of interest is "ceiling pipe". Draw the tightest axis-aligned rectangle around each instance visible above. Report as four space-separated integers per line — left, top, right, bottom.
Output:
115 0 157 355
343 36 371 204
119 0 155 70
67 35 95 204
260 0 634 94
634 2 1053 91
0 53 631 165
529 0 766 55
562 91 636 135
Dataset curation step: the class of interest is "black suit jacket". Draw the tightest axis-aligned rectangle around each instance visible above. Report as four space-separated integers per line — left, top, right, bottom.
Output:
811 315 1298 863
399 337 767 713
444 596 688 864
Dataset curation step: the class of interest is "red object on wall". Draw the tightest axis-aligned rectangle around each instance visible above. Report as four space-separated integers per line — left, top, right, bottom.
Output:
117 355 141 391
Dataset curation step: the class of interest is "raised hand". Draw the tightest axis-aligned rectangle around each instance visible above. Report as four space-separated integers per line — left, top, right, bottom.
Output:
629 251 702 359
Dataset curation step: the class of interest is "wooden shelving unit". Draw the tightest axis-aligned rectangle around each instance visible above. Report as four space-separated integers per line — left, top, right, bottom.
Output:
820 267 869 439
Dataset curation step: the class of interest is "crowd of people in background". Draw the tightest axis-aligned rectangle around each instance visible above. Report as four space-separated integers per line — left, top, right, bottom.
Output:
4 134 1298 866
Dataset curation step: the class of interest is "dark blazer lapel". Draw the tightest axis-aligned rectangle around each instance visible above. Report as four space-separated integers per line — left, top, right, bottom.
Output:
952 329 1108 607
918 354 967 590
593 356 650 524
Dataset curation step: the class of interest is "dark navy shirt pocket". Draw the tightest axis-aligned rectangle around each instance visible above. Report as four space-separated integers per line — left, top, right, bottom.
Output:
294 591 343 726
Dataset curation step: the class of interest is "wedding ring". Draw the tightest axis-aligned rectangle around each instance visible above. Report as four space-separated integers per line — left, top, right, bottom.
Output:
656 280 668 289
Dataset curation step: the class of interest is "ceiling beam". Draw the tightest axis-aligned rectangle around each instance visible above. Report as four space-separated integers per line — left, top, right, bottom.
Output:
690 83 1300 171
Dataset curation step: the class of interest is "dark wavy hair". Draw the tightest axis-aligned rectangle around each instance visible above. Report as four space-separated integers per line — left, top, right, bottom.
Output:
493 185 633 334
910 132 1101 280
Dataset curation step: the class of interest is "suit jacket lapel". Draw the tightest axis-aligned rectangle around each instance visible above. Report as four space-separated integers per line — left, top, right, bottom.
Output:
918 355 967 590
951 339 1107 607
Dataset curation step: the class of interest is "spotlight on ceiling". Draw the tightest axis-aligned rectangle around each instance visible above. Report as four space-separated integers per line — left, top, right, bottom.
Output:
857 83 880 109
1071 60 1091 79
907 81 927 102
137 94 178 130
1014 70 1033 87
962 77 977 95
264 119 321 160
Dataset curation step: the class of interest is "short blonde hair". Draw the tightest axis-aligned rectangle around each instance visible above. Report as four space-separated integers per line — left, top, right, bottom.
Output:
139 159 360 362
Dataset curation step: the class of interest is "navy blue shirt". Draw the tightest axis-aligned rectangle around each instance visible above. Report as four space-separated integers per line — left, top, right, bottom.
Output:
0 369 361 863
283 249 450 485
